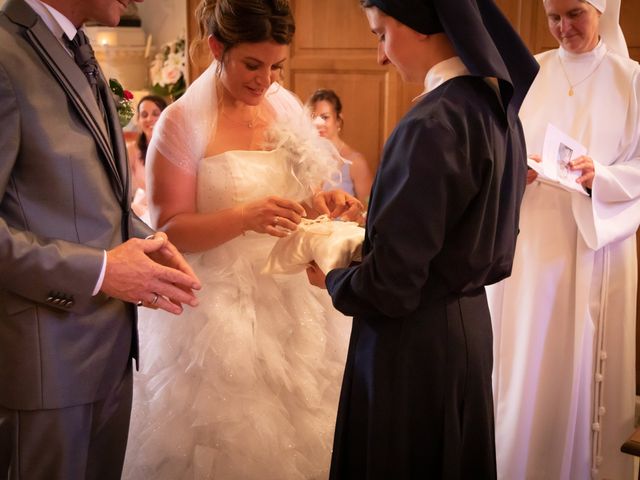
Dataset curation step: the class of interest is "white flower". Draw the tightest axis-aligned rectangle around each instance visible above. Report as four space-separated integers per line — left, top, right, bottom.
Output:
149 53 165 85
161 66 182 86
166 52 185 70
149 36 186 92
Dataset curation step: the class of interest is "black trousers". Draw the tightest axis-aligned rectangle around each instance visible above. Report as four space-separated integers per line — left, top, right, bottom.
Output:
0 366 132 480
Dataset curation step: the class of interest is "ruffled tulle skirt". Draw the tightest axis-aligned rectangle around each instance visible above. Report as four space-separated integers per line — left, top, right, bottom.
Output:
123 236 351 479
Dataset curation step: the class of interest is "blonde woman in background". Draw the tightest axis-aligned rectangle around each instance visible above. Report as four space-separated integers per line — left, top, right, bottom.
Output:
307 89 374 205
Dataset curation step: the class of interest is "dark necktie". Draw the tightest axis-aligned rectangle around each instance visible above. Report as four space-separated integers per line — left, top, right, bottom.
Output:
66 30 102 104
66 31 123 190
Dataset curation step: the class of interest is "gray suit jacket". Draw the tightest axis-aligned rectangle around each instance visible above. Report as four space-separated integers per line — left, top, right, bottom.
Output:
0 0 152 411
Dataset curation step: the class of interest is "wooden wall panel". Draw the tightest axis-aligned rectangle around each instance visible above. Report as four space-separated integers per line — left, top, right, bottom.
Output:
496 0 540 52
295 0 374 52
620 0 640 60
528 1 556 53
496 0 527 32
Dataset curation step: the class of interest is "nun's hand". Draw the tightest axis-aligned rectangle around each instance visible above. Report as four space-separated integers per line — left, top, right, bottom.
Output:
306 261 327 289
526 154 541 185
570 155 595 190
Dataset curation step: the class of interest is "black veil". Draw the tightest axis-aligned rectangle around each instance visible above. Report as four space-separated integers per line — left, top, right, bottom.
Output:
366 0 539 124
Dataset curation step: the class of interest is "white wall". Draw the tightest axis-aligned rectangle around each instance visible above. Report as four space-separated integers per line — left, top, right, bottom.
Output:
137 0 187 51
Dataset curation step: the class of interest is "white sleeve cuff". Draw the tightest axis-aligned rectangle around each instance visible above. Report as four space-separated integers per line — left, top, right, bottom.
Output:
92 250 107 296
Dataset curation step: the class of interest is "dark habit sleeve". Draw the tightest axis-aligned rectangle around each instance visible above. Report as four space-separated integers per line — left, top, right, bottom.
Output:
326 102 489 318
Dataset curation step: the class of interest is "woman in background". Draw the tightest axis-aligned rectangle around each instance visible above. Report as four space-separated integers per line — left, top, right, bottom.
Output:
128 95 167 221
307 89 373 204
490 0 640 478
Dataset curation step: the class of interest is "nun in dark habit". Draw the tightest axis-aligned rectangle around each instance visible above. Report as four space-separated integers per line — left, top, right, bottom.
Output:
306 0 539 478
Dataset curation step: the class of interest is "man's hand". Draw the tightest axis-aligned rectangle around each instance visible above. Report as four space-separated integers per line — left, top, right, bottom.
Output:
101 233 201 314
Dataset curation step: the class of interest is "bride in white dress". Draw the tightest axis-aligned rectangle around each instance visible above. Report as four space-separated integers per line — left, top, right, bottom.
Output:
123 1 361 478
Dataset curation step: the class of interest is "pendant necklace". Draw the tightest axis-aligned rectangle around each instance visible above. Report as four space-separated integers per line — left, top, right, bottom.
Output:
221 107 261 129
558 52 606 97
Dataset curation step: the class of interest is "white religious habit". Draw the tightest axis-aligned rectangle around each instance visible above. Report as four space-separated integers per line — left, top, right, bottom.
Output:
489 35 640 480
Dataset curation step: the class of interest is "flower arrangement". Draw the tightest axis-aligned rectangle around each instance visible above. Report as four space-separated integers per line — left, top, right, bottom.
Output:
149 36 186 101
109 78 135 127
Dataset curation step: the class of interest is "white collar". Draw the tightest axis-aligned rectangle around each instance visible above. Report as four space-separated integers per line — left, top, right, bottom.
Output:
414 56 470 101
22 0 79 44
558 38 607 63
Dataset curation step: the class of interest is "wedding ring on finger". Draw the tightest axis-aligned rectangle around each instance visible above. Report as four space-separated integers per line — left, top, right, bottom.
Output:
273 216 280 227
151 293 159 305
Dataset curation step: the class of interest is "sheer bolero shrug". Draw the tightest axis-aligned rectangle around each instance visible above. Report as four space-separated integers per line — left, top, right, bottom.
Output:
148 62 303 177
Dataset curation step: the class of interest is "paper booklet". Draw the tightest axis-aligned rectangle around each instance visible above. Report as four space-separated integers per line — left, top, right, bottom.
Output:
526 123 589 196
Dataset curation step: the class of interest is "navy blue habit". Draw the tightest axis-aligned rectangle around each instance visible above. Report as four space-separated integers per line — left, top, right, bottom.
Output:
326 1 539 479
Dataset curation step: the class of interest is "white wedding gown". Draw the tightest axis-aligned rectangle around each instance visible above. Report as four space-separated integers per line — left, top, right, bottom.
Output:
123 148 352 480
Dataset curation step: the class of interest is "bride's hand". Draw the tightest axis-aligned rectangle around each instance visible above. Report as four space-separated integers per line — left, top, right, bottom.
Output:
242 196 307 237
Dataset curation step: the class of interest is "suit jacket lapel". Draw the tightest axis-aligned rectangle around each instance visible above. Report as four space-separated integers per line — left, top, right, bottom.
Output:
99 71 130 199
3 0 126 202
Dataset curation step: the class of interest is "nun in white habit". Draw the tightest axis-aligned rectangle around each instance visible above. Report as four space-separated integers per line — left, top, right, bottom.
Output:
489 0 640 478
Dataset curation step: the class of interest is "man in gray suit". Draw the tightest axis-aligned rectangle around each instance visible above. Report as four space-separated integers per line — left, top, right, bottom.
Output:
0 0 202 478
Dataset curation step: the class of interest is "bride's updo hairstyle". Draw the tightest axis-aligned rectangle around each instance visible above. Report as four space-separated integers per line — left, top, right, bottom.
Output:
192 0 295 61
